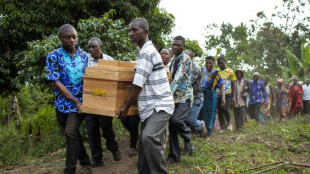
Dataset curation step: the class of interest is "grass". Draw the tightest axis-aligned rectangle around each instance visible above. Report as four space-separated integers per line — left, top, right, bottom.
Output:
166 116 310 174
1 115 310 174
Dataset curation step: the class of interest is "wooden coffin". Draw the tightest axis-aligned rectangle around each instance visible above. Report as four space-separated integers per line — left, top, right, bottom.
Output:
81 60 138 117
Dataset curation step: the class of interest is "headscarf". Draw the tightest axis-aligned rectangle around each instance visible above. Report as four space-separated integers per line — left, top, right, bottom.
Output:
277 78 283 83
291 76 298 80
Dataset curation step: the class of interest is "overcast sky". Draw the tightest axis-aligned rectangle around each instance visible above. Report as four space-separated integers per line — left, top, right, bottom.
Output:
159 0 283 47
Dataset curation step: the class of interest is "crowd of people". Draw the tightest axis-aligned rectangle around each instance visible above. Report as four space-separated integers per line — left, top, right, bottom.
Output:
46 18 310 174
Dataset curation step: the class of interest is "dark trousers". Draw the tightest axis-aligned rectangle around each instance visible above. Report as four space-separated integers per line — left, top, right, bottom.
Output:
302 100 310 114
217 94 232 129
248 103 262 122
168 100 192 162
137 111 170 174
233 106 245 131
85 114 119 162
121 115 140 148
56 110 91 174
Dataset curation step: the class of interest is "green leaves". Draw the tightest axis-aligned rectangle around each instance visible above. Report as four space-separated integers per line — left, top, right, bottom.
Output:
0 0 174 95
281 42 310 80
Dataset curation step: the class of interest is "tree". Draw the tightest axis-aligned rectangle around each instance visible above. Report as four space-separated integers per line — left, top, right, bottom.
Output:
0 0 174 96
22 10 136 86
205 22 250 70
164 37 203 57
279 42 310 80
204 0 310 76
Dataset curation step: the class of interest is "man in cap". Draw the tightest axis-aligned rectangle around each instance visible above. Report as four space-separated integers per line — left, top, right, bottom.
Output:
232 69 250 131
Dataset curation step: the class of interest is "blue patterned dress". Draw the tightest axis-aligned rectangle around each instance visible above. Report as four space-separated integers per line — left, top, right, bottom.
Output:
201 68 223 134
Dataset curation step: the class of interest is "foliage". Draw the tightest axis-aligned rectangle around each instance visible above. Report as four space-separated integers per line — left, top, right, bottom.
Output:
77 10 136 61
164 37 204 62
22 10 137 86
279 42 310 80
0 122 64 167
0 0 174 96
0 85 62 167
204 0 310 77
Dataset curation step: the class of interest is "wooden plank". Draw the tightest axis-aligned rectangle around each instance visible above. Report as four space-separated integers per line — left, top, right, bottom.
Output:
97 60 118 67
118 61 137 68
98 60 137 69
83 94 116 109
83 78 117 110
85 67 135 81
119 70 135 81
83 78 117 92
81 105 138 117
85 67 119 80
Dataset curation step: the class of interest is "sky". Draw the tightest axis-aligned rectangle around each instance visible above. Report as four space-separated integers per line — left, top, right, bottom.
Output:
159 0 283 47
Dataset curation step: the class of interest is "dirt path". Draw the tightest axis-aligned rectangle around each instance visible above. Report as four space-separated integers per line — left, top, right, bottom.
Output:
92 145 136 174
2 144 137 174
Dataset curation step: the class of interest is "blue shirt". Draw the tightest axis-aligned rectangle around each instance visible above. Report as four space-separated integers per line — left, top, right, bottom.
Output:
249 80 267 104
46 46 88 113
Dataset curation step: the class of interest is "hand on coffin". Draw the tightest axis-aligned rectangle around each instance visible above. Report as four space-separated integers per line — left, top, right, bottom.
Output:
116 106 129 119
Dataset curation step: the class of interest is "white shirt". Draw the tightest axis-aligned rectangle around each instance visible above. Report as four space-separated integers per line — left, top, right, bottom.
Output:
303 84 310 100
132 41 175 122
87 53 113 67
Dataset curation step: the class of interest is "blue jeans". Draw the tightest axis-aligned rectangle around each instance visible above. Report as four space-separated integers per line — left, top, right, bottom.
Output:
186 100 203 131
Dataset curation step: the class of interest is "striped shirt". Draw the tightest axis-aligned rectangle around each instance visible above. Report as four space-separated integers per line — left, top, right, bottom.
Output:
132 41 175 122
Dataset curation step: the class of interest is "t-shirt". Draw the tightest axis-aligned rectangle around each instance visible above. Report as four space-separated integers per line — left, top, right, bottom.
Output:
302 84 310 100
132 41 175 122
46 46 87 113
217 67 236 94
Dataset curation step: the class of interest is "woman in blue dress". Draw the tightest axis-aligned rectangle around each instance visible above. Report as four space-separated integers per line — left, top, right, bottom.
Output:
202 56 226 137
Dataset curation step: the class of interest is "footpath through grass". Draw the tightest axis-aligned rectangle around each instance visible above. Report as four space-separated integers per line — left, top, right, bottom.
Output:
1 115 310 174
167 115 310 174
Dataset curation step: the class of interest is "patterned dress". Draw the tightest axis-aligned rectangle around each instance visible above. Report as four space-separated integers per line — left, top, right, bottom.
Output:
288 84 303 115
201 68 223 131
275 85 289 119
259 84 272 124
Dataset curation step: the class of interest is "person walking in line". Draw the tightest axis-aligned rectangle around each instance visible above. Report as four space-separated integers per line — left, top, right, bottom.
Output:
217 57 236 131
168 36 194 163
288 76 303 116
201 56 225 137
85 37 122 167
274 78 289 122
117 18 174 174
46 24 92 174
259 77 273 124
302 79 310 115
232 69 250 131
184 49 206 137
248 72 267 123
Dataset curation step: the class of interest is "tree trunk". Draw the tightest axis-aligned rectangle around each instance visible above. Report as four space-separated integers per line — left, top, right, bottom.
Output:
11 93 22 128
